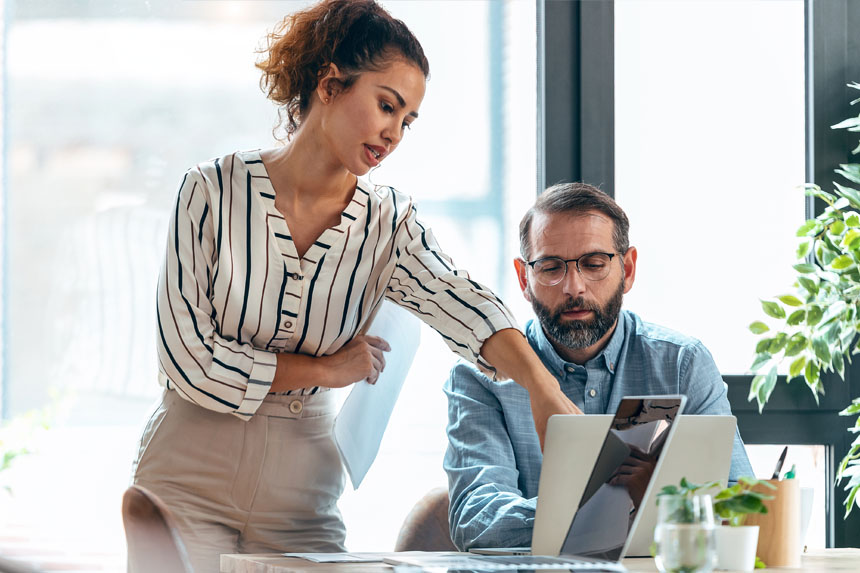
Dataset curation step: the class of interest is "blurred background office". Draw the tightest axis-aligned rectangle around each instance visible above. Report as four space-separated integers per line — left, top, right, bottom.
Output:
0 0 857 570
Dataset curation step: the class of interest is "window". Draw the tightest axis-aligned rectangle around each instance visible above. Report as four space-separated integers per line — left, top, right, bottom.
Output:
542 0 860 547
0 0 537 562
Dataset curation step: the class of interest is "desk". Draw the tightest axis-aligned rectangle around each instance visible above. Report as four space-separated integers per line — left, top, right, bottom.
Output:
221 548 859 572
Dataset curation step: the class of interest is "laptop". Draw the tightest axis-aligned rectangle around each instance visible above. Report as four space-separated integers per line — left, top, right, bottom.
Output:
529 413 736 557
384 395 686 572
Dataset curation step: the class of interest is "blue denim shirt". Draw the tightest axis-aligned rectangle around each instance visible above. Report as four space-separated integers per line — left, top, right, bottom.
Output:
443 310 754 550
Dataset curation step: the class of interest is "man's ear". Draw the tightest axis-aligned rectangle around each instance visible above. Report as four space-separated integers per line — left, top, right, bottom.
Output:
316 63 344 103
622 246 637 294
514 258 531 302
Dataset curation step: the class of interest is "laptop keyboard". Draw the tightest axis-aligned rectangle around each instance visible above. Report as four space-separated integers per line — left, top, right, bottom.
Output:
474 555 627 571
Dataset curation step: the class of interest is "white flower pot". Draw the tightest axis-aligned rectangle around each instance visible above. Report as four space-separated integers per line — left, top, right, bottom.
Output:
714 525 759 571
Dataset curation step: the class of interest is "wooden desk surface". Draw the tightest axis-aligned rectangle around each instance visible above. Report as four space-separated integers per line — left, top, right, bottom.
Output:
221 548 860 572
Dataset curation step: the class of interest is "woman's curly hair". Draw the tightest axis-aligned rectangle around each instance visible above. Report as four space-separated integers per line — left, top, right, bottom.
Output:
256 0 430 139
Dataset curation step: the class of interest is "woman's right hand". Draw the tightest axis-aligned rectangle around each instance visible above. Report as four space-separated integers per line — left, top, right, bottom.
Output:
321 335 391 388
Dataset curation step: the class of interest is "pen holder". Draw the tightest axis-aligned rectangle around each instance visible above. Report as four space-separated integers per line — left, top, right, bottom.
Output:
743 478 801 567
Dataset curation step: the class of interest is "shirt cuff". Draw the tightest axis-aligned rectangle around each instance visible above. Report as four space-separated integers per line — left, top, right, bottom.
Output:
235 349 278 416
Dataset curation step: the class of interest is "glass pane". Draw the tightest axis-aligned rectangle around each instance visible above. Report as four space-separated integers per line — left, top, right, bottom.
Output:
1 0 536 562
614 0 806 374
745 444 826 549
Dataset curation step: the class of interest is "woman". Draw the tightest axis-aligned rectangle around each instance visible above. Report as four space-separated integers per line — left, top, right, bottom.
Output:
132 1 578 570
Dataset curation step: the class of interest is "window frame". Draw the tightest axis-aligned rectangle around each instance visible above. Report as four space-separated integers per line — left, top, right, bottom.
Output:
539 0 860 547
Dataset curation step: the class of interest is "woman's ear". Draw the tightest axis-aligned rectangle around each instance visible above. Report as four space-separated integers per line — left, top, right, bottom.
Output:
316 63 343 104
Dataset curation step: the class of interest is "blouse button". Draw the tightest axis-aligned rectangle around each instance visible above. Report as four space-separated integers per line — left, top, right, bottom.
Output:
289 400 303 414
588 389 597 398
290 272 302 280
284 321 293 329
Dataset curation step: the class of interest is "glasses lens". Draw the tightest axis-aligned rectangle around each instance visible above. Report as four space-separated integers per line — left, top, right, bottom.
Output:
578 253 612 281
532 258 567 286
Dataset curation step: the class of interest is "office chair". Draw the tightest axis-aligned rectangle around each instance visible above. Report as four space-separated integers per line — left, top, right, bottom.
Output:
394 486 457 551
121 485 193 573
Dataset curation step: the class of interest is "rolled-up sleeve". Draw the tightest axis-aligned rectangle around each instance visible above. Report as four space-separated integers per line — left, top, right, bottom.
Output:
680 342 754 482
444 363 536 550
386 203 518 379
156 170 277 418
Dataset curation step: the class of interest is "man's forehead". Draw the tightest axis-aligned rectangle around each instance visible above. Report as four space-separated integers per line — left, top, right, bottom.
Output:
531 210 614 246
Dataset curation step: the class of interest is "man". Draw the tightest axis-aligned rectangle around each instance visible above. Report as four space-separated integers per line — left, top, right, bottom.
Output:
443 182 753 550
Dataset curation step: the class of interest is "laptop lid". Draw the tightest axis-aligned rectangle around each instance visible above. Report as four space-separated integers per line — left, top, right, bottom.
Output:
556 395 685 561
532 413 736 556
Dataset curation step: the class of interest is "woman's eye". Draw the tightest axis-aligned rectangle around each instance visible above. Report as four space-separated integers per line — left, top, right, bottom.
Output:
402 122 412 131
380 101 394 113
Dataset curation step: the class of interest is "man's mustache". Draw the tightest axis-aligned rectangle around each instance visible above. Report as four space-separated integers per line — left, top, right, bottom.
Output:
555 297 600 315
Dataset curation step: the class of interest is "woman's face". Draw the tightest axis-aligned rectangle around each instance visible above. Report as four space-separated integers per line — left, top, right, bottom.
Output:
318 58 426 176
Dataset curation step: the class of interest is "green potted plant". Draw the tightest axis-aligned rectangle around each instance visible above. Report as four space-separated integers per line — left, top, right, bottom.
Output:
747 82 860 517
657 477 774 571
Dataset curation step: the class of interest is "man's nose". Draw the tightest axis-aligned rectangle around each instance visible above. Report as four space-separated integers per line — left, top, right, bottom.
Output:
561 263 588 296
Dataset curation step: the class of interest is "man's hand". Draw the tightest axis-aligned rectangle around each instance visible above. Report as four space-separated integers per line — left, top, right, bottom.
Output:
609 447 657 509
530 386 582 450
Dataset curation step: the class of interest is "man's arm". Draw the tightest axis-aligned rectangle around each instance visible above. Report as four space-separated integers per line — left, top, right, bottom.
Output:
681 341 754 482
444 363 537 550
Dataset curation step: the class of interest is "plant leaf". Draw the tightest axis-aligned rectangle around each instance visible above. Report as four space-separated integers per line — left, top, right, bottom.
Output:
807 305 824 326
797 276 818 295
831 220 847 236
832 116 860 130
750 353 772 372
789 356 806 379
787 309 806 326
777 294 803 307
768 333 788 354
761 300 786 319
758 366 778 407
804 360 821 393
832 254 855 270
793 263 817 274
796 220 818 237
836 164 860 186
813 337 832 363
785 333 807 357
834 182 860 210
749 321 770 334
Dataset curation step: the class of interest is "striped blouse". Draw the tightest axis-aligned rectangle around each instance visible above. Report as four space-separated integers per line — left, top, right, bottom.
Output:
156 150 518 419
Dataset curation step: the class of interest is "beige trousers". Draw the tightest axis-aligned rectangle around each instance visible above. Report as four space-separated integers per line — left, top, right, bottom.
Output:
132 389 346 573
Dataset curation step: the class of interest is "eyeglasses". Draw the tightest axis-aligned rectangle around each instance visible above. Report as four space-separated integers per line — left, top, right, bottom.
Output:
525 252 619 286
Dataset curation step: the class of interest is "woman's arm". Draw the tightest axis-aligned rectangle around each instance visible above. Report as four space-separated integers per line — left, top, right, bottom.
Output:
269 335 390 392
480 328 583 448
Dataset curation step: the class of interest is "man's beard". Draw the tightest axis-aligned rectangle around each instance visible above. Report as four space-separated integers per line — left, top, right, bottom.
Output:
530 279 625 350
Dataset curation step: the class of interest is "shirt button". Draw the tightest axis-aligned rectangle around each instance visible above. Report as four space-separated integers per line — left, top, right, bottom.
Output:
284 321 293 329
289 400 303 414
565 365 575 373
290 272 302 280
588 389 597 398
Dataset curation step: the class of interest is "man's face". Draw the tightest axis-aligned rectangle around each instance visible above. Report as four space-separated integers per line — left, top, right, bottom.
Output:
515 210 636 353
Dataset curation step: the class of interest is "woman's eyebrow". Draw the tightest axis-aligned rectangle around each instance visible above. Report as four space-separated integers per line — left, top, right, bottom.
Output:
377 85 419 118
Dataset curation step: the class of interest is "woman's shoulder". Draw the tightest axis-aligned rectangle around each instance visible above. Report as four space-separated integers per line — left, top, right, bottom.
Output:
357 178 418 213
189 149 261 179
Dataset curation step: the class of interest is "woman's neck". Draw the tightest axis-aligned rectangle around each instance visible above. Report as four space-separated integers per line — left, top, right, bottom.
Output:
264 126 356 205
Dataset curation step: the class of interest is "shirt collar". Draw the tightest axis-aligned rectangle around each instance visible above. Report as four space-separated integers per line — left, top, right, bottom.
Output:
527 310 628 375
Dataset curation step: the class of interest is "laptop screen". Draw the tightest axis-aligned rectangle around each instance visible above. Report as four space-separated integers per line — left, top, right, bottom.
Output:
559 396 685 561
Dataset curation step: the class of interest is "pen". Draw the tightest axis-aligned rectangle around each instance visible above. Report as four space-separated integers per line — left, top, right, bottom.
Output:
771 445 788 480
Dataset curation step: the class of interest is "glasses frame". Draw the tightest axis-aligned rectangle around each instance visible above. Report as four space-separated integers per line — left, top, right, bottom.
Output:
525 251 620 286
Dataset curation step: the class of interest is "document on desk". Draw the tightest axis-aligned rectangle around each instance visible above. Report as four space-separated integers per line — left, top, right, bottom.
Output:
333 300 420 489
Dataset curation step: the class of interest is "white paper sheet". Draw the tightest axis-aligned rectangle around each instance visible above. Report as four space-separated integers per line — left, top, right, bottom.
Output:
333 301 420 489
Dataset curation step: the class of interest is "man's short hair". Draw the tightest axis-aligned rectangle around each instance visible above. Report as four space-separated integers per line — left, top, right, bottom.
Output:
519 182 630 260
